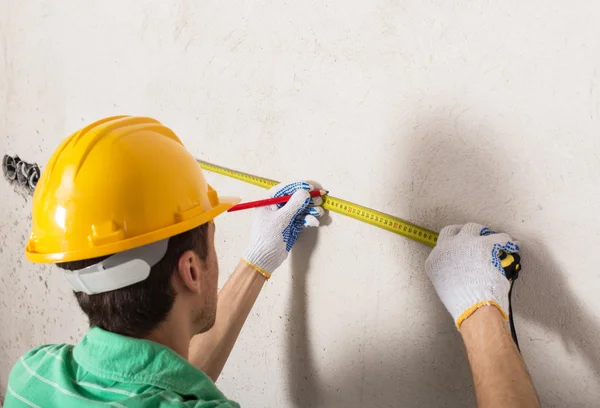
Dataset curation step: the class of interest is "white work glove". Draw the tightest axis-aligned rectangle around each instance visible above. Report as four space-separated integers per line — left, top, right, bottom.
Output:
242 182 325 279
425 222 520 329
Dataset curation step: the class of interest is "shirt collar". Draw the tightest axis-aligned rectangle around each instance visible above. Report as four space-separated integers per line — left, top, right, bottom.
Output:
73 327 225 399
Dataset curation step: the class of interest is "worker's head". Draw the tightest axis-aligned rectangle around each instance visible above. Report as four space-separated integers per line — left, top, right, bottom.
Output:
56 222 219 337
25 116 240 337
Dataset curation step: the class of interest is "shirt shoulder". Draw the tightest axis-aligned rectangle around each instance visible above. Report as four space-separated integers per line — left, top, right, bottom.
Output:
23 342 74 360
11 342 74 373
5 331 240 407
5 341 240 408
5 343 75 407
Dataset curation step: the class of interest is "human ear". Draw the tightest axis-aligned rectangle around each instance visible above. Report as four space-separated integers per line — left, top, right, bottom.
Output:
176 250 203 293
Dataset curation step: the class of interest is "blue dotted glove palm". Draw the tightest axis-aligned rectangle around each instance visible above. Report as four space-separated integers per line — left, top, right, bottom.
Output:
242 182 325 278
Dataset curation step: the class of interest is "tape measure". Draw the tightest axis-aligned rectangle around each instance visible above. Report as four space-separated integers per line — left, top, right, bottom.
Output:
198 160 439 247
197 159 525 348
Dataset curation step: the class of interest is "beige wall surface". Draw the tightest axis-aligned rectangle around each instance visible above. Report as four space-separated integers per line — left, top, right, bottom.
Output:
1 1 599 407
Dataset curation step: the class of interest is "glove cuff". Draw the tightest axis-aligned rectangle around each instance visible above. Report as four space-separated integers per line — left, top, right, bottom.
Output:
455 300 508 330
450 285 510 330
242 242 286 277
241 258 272 280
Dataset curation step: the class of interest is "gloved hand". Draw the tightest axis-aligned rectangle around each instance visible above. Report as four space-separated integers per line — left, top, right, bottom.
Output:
242 181 325 279
425 222 520 329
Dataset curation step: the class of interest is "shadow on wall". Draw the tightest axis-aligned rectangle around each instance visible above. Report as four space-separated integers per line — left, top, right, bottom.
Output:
287 228 324 407
289 229 474 407
401 116 600 408
283 114 600 408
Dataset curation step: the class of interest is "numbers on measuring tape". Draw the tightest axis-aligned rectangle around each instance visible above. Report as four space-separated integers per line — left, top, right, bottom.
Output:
197 159 439 246
325 198 433 243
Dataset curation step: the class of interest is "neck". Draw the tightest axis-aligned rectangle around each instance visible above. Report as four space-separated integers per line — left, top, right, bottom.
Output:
145 303 192 359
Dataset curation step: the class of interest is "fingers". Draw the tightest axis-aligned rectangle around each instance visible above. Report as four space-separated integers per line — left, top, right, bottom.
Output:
440 223 519 251
278 189 311 218
468 223 520 251
439 224 463 240
485 233 520 252
289 213 321 229
267 201 324 217
307 206 325 218
458 222 487 237
479 227 496 236
268 181 312 198
503 240 520 253
287 194 324 229
302 214 320 228
457 223 517 245
267 180 326 212
310 196 323 206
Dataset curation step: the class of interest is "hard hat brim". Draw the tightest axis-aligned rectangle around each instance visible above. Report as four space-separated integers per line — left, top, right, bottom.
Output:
25 196 241 263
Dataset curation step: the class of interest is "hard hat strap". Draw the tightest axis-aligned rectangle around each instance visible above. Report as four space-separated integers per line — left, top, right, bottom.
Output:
62 238 169 295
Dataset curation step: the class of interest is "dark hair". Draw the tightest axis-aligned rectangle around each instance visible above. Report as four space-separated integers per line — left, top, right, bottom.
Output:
57 223 210 338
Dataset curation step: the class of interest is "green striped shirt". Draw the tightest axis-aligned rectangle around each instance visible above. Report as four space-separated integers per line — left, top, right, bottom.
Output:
5 327 239 407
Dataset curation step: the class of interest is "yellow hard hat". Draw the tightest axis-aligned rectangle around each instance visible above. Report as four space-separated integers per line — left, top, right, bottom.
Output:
25 116 240 263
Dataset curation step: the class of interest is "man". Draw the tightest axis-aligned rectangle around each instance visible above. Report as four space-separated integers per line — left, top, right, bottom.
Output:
5 116 539 407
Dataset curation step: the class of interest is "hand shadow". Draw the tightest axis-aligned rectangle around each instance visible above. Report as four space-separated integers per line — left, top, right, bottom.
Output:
285 114 599 408
286 180 330 407
285 156 476 407
287 227 323 407
401 115 600 406
515 234 600 394
284 129 478 407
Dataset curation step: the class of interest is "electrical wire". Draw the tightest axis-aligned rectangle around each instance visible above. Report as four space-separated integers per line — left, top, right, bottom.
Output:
508 280 520 351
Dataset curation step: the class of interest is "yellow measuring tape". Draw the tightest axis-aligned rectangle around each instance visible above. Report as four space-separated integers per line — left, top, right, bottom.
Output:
198 160 439 247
